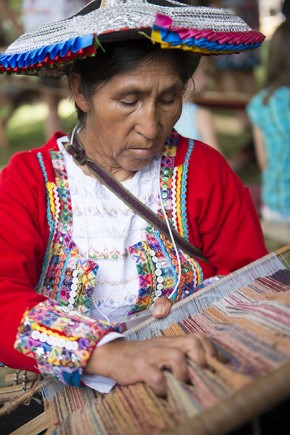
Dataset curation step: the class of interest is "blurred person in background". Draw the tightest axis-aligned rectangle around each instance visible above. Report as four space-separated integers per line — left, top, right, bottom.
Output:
247 18 290 242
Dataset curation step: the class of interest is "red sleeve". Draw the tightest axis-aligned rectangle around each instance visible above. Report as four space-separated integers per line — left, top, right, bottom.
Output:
0 153 49 371
184 140 268 276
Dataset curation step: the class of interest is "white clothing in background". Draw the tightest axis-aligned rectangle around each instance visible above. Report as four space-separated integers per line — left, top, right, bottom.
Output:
22 0 86 31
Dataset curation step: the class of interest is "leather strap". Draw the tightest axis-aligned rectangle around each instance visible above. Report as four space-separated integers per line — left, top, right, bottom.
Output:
67 131 208 264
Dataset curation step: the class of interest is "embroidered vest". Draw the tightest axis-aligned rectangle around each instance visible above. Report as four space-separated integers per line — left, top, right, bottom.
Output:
36 133 203 316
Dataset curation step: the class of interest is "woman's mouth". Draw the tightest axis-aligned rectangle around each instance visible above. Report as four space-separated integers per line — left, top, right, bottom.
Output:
128 147 155 158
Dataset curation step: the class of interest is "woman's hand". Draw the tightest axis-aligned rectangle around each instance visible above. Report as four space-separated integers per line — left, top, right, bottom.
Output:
152 297 174 319
85 334 216 396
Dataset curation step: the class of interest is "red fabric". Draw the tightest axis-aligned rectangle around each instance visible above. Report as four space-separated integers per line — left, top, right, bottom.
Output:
175 137 267 277
0 134 59 371
0 132 267 371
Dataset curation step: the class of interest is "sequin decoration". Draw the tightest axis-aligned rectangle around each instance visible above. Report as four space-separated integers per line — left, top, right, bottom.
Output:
36 150 98 314
128 133 203 314
14 299 118 386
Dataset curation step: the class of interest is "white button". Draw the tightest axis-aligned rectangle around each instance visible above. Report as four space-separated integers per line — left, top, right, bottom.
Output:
157 284 164 290
68 304 74 311
156 290 162 297
72 342 78 351
149 250 155 257
51 337 58 346
54 339 61 348
39 333 47 343
65 342 73 351
155 269 162 276
72 270 78 277
157 276 164 283
156 263 162 269
70 290 77 297
69 297 75 305
71 284 78 291
58 339 66 348
152 256 158 263
72 277 78 284
31 330 40 340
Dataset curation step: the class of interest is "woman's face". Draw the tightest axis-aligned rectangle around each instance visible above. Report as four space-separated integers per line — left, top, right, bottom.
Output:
74 58 184 175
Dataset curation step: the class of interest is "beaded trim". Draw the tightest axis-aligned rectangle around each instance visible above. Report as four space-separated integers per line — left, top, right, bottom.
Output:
162 133 194 241
180 139 194 241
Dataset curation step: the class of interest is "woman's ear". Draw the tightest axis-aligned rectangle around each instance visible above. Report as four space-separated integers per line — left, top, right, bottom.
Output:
69 73 90 113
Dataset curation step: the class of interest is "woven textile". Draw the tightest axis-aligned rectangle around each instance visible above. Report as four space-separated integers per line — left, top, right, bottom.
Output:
44 247 290 435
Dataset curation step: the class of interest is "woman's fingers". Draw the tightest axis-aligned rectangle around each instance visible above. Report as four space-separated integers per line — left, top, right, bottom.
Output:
153 297 173 319
138 348 190 395
142 364 168 396
174 334 217 367
158 348 189 382
86 333 219 396
198 333 217 357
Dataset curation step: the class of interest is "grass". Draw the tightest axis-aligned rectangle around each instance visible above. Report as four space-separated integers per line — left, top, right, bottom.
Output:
0 99 77 166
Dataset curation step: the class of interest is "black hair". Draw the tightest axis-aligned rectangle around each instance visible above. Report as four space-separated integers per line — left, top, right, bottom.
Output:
66 39 201 122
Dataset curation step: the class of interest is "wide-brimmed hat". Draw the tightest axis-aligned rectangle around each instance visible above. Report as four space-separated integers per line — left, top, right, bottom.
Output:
0 0 265 77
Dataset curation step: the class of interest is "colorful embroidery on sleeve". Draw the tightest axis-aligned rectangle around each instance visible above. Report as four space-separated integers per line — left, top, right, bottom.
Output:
14 299 118 386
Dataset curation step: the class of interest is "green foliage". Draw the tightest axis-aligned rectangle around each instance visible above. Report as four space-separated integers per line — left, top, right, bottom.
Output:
0 103 77 167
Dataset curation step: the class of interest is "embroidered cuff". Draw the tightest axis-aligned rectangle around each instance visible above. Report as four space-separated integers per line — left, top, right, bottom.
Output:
14 299 118 386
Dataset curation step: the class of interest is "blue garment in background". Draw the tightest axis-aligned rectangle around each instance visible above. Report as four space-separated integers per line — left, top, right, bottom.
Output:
174 103 201 140
247 87 290 218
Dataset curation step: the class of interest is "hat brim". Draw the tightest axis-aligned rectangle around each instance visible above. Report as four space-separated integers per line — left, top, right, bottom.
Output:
0 0 265 77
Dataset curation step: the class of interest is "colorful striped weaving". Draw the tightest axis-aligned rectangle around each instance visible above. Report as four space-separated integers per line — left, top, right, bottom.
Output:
43 247 290 435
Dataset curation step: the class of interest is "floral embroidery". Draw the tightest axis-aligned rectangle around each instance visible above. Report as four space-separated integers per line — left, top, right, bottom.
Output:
88 246 129 261
129 228 202 313
128 133 203 314
36 150 98 314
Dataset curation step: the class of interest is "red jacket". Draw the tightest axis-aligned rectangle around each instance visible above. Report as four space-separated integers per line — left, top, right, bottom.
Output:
0 132 267 383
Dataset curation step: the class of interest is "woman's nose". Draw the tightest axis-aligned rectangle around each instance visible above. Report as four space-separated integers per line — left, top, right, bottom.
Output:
135 107 160 139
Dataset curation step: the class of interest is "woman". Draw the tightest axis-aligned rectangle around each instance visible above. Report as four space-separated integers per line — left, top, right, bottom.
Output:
247 18 290 240
0 0 267 396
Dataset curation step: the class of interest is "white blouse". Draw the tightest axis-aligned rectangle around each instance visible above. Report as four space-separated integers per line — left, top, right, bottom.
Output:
59 138 161 323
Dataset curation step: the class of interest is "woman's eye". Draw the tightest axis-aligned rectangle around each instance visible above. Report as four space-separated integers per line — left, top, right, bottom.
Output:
120 100 138 107
160 99 174 105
